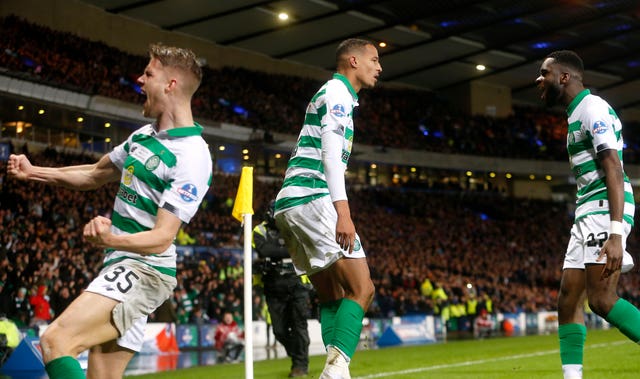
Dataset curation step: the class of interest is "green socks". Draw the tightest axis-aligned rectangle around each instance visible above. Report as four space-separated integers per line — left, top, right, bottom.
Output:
320 299 342 348
332 298 365 359
559 323 587 365
606 298 640 343
45 356 85 379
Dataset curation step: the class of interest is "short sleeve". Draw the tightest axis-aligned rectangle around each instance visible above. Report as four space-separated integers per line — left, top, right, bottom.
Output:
583 100 618 154
158 141 212 223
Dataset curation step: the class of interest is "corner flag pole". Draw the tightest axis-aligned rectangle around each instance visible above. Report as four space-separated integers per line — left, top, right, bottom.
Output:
232 166 254 379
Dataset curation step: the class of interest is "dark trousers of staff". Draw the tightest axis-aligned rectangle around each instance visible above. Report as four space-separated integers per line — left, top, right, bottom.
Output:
263 272 310 375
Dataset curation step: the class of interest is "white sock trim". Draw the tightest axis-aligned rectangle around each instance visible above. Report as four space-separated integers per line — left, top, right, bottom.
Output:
327 345 351 363
562 364 583 379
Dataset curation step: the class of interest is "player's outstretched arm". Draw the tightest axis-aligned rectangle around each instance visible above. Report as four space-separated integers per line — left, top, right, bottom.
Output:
7 153 121 190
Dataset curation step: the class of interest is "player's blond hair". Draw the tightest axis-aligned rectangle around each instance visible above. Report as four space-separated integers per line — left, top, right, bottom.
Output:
149 43 203 92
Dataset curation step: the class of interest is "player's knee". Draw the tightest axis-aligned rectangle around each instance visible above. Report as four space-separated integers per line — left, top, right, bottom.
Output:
366 280 375 301
357 279 375 308
41 323 84 361
587 297 616 317
40 324 64 362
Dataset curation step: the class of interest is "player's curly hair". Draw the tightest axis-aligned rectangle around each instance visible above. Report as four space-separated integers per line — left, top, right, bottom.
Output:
546 50 584 76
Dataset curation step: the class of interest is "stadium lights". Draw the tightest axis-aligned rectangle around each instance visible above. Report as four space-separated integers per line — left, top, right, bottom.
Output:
370 163 377 169
275 153 282 159
278 12 289 21
489 172 496 178
476 64 486 71
466 171 473 177
104 122 111 128
105 137 111 143
17 105 24 110
529 174 536 180
219 146 226 151
242 148 249 154
77 117 84 123
506 173 512 179
38 109 45 115
243 155 250 160
379 42 387 48
545 175 552 181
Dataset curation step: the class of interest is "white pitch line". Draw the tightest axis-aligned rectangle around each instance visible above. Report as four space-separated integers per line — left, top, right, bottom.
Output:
354 341 627 379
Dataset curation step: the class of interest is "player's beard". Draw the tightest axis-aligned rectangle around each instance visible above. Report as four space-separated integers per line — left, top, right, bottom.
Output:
543 82 562 108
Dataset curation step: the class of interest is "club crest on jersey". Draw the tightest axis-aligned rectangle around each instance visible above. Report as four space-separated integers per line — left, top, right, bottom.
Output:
593 120 608 135
123 166 134 186
178 183 198 202
145 155 160 171
331 104 346 118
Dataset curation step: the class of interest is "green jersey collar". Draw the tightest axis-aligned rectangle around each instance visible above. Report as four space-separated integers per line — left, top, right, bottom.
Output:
566 89 590 118
165 122 204 137
333 73 359 101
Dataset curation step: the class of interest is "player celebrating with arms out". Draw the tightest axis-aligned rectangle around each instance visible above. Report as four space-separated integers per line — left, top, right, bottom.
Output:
7 43 212 379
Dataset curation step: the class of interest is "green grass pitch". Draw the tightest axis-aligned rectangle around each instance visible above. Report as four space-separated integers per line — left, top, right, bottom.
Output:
126 329 640 379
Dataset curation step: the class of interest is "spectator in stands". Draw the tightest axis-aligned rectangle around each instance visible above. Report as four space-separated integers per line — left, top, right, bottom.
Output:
11 287 31 327
6 43 212 379
0 280 12 323
275 38 381 379
50 286 73 320
214 311 245 363
473 309 494 339
9 15 633 163
537 50 640 379
28 284 51 328
176 225 196 245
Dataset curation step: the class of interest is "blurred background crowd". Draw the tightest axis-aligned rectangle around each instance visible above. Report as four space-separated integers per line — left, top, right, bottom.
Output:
2 14 640 338
4 15 640 163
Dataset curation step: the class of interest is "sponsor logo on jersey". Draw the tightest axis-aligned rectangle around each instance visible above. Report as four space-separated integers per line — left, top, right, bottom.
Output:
117 186 138 204
593 120 608 134
124 166 134 186
178 183 198 202
145 155 160 171
353 239 361 251
331 104 346 117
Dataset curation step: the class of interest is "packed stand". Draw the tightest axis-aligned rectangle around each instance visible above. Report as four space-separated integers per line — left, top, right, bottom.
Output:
2 150 640 338
6 15 640 162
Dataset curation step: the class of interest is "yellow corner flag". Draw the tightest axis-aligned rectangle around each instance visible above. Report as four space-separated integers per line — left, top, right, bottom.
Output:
232 166 254 222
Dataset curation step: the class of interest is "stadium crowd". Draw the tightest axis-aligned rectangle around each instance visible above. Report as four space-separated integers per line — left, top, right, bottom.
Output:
2 15 640 339
4 15 640 163
2 149 640 332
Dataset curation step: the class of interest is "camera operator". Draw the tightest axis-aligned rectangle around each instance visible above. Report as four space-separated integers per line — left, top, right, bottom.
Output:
253 201 311 378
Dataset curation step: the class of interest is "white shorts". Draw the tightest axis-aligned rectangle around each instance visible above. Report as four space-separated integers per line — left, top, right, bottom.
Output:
275 196 366 276
86 259 176 351
563 213 634 272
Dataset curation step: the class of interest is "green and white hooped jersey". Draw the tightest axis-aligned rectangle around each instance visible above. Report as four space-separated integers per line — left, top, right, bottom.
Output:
275 73 358 212
566 89 634 225
106 123 213 277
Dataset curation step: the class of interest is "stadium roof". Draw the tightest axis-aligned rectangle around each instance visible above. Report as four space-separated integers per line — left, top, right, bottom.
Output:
80 0 640 113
